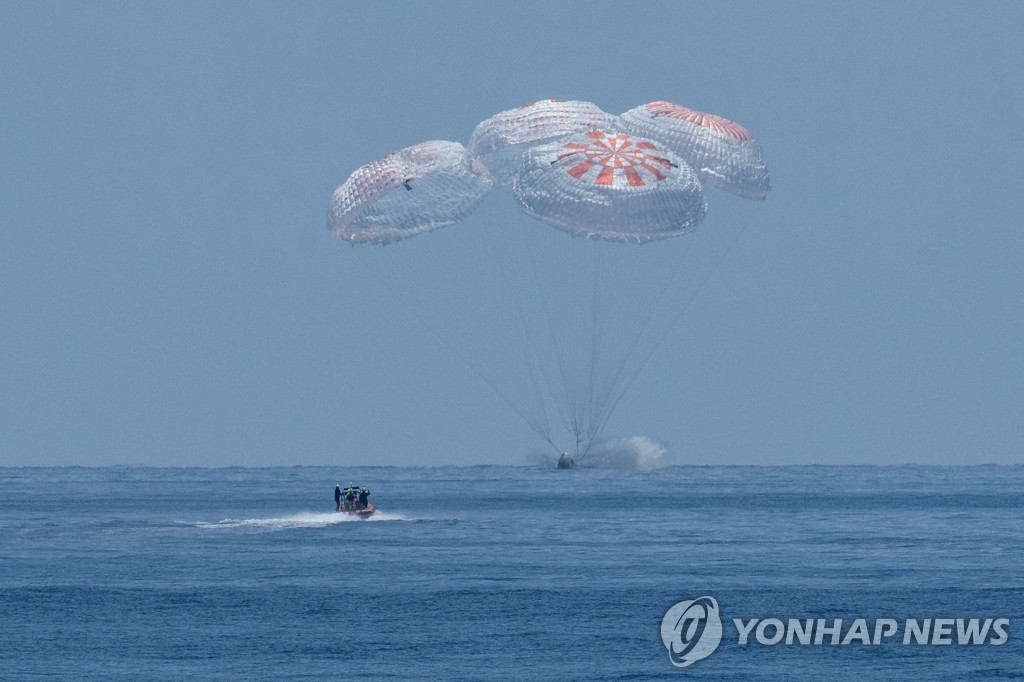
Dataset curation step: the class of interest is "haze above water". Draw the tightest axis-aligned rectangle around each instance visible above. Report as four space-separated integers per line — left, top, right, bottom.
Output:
2 2 1022 467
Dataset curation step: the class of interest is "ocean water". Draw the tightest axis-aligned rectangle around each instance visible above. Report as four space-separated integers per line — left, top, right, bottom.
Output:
2 465 1022 680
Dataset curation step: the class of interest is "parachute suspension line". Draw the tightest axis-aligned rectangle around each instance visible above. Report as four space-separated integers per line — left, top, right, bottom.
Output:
488 216 557 445
586 240 700 445
580 241 617 457
571 237 693 463
569 264 585 461
474 217 569 454
514 215 562 438
354 250 560 453
565 241 645 463
585 235 697 446
514 212 578 444
584 241 602 455
576 232 604 456
589 220 752 442
492 205 596 454
572 230 588 450
573 267 599 464
587 242 625 450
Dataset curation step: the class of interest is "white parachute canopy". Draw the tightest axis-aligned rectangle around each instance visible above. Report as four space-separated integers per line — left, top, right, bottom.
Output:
617 101 771 199
328 140 494 245
468 99 614 185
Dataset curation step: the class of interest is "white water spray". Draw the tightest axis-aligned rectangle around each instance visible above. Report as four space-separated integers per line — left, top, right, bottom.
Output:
195 511 408 530
539 435 667 470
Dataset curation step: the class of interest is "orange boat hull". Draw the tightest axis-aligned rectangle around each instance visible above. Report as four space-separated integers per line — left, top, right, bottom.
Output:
337 503 375 519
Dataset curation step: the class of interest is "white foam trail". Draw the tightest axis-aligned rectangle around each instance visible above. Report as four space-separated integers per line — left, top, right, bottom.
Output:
577 435 668 470
195 511 408 530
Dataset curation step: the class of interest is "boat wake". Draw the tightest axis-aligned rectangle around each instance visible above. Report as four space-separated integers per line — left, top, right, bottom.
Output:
194 511 410 530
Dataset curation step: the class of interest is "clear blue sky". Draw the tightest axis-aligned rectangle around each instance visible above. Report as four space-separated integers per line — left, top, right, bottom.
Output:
2 1 1022 466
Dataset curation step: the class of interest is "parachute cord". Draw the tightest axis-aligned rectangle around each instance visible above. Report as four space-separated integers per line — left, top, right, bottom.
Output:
590 226 702 439
575 431 596 462
353 250 560 454
580 234 696 450
570 227 584 436
516 213 576 439
575 241 626 465
586 240 601 453
516 212 573 436
587 242 624 450
588 221 751 442
490 215 556 441
578 242 610 460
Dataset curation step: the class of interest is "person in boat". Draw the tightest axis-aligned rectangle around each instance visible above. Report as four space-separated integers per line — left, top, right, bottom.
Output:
334 484 342 511
358 487 370 509
344 486 356 511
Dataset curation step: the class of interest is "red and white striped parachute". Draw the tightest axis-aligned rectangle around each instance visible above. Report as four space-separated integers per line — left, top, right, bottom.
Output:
617 101 771 200
513 130 706 243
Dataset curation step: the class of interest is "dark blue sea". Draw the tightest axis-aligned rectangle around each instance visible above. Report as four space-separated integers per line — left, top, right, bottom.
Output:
2 465 1022 680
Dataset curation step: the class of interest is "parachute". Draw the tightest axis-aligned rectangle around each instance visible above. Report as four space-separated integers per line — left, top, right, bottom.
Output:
328 100 769 458
617 101 771 199
328 140 494 245
514 129 706 243
468 99 614 185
